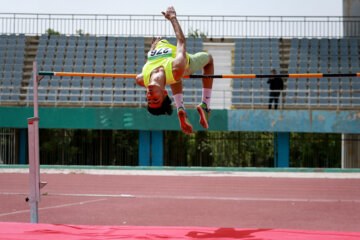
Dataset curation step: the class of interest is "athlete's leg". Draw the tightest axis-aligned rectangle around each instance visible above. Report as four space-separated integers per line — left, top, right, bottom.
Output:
170 81 193 134
197 54 213 129
187 52 214 129
201 53 214 105
201 53 214 89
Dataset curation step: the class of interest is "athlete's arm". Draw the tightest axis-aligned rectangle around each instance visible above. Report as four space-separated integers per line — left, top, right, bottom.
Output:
162 6 187 81
136 73 145 87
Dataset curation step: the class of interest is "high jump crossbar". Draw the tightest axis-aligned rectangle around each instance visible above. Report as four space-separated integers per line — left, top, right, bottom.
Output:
38 71 360 78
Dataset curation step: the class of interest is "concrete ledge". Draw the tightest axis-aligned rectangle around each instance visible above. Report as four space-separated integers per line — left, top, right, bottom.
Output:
1 165 360 178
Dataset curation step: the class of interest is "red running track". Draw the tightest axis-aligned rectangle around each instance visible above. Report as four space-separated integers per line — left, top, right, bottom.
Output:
0 171 360 239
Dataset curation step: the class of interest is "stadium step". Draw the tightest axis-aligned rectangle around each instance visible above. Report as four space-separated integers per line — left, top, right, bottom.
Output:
203 42 234 109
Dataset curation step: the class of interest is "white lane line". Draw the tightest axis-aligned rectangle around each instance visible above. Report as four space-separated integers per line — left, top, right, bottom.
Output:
51 193 135 198
2 192 360 204
0 192 134 198
133 195 360 203
3 192 359 204
46 193 360 203
55 193 360 203
0 198 107 217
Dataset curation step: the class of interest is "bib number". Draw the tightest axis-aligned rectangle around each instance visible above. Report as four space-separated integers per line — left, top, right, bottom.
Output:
148 47 172 60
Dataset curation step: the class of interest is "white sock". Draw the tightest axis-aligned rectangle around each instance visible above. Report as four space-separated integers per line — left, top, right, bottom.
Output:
173 94 184 109
202 88 212 108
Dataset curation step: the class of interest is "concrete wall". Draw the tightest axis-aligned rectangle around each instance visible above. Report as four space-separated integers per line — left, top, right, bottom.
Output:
1 107 359 134
227 109 360 133
343 0 360 36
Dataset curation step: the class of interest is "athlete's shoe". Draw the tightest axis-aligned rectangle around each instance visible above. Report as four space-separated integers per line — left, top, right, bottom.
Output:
196 102 211 129
177 107 193 134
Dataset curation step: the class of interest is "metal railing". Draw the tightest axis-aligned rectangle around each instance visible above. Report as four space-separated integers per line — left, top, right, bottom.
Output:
0 128 16 164
1 13 360 38
231 89 360 109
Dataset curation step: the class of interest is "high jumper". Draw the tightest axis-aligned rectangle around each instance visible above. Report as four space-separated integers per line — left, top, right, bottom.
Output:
135 6 214 134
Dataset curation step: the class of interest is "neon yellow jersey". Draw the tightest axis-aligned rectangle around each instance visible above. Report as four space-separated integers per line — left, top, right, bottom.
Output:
142 40 189 87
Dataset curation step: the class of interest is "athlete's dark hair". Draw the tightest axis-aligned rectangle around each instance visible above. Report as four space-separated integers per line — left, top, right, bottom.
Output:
147 95 173 116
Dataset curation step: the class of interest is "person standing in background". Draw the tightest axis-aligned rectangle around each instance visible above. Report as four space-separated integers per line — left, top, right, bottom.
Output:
267 69 284 109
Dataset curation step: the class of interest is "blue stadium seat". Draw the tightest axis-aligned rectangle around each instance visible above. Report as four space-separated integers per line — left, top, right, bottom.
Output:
103 78 113 102
94 65 104 73
106 55 115 66
81 78 91 102
124 78 135 103
296 78 307 105
84 65 93 73
329 39 338 49
69 88 80 102
113 78 124 103
252 79 261 104
284 78 296 105
58 88 69 102
308 78 318 105
107 36 116 45
115 63 125 73
10 89 20 101
1 89 10 101
38 80 47 102
91 78 102 102
340 77 351 106
352 79 360 105
13 77 21 87
318 78 329 106
105 65 114 73
71 77 81 88
2 78 12 87
309 61 318 72
329 78 339 106
67 36 76 45
240 80 251 104
116 38 126 50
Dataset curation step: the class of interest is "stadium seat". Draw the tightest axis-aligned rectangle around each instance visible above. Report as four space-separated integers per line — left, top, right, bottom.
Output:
308 78 318 105
252 79 261 105
103 78 113 102
352 79 360 106
318 78 329 106
124 78 135 103
114 78 124 103
10 89 20 101
82 78 91 102
297 79 307 105
91 78 103 102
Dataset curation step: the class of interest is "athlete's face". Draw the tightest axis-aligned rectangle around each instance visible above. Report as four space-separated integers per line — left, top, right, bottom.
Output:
147 85 168 108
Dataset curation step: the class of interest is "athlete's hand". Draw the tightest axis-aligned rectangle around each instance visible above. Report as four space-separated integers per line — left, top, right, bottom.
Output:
161 6 177 21
150 37 162 51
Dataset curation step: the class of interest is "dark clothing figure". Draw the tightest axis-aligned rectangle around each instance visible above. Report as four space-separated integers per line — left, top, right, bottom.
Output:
267 71 284 109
